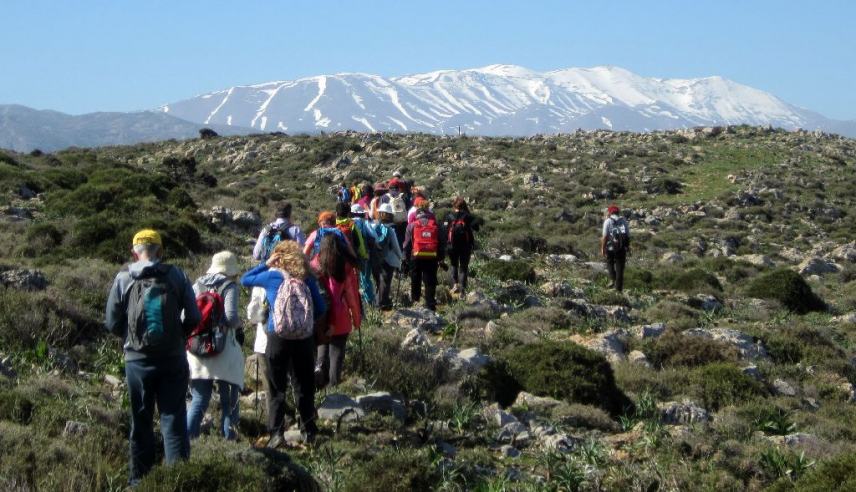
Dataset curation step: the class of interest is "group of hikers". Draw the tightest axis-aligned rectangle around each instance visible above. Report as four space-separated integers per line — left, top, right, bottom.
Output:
104 165 633 485
104 171 495 485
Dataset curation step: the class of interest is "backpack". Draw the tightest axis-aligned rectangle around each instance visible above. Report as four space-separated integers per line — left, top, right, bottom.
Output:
412 217 440 259
186 282 231 357
337 220 368 260
126 264 183 355
272 272 314 340
606 217 629 252
389 195 407 224
447 215 472 250
261 224 293 260
311 227 345 257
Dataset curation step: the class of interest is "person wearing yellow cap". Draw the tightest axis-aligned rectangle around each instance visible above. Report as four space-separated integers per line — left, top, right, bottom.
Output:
105 229 201 486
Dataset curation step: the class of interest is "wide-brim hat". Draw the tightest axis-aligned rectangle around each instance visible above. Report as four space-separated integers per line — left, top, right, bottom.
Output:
351 204 367 215
207 251 239 276
378 203 395 215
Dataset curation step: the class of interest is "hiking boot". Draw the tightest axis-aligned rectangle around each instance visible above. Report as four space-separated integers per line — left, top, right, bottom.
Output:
266 433 284 449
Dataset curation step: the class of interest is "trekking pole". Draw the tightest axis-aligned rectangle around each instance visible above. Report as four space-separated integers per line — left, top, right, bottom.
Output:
393 268 403 309
254 357 259 414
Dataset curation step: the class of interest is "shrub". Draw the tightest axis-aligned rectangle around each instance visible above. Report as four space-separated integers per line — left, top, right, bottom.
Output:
659 268 723 294
477 259 536 284
355 332 448 401
643 330 738 368
343 448 439 492
746 269 826 314
199 128 219 139
644 300 699 331
498 341 632 416
768 451 856 491
689 363 766 411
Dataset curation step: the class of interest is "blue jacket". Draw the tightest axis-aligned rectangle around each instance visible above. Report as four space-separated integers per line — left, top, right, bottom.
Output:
240 264 326 334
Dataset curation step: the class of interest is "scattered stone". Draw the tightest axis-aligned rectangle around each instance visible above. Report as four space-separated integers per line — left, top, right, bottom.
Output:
769 433 819 448
436 440 457 457
832 313 856 325
389 307 446 333
658 400 709 425
571 329 627 362
356 392 406 422
400 329 432 351
627 350 651 368
0 266 48 291
660 252 684 265
317 394 364 422
2 206 33 221
742 364 763 381
539 281 582 298
63 420 90 437
736 254 774 268
497 421 528 443
772 379 798 397
634 323 666 339
684 328 769 361
500 444 521 458
200 206 261 231
798 257 840 276
104 374 122 387
484 405 519 428
448 347 490 373
832 242 856 263
540 433 580 453
512 392 562 412
688 294 724 312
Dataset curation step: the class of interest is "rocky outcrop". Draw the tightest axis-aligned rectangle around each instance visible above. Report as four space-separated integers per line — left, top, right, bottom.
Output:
0 266 47 291
684 328 770 361
390 307 446 333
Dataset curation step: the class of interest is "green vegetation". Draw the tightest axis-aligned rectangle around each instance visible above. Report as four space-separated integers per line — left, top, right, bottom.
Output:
746 269 827 314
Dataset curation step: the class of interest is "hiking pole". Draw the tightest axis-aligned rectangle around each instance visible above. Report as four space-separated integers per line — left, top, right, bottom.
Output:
393 267 404 309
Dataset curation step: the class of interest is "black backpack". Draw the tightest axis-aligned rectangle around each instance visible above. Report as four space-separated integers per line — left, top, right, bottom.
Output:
606 217 629 252
125 264 183 355
447 215 472 250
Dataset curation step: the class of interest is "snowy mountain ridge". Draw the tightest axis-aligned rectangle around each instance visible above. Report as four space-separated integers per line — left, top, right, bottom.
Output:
163 64 853 136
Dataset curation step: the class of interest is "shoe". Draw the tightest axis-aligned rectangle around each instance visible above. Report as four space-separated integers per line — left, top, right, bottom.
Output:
266 433 284 449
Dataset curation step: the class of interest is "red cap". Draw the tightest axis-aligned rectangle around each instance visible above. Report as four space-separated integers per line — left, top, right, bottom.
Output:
388 178 401 189
607 205 620 215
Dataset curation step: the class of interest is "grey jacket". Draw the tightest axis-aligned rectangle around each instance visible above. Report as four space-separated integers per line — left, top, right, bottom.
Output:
105 260 201 361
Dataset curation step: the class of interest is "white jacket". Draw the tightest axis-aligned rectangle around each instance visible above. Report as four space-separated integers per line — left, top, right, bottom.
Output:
248 286 269 355
186 278 245 388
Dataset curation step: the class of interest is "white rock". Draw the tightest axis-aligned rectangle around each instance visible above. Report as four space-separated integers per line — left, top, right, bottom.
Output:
658 400 709 425
798 257 841 276
627 350 651 368
772 379 797 397
684 328 770 361
317 394 365 422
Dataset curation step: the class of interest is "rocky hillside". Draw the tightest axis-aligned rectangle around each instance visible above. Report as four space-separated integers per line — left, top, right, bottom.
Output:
1 126 856 490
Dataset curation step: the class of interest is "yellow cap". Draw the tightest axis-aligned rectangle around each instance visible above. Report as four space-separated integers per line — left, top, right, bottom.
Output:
132 229 162 246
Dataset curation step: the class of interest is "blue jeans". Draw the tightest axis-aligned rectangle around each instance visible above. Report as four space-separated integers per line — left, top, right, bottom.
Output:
187 379 240 440
125 356 190 485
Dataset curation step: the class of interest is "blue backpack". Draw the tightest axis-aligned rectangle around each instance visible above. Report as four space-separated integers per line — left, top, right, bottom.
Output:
261 224 294 260
311 227 348 257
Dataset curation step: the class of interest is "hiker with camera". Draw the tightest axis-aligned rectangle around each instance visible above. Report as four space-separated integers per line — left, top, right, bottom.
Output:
601 204 631 292
403 199 447 311
105 229 201 485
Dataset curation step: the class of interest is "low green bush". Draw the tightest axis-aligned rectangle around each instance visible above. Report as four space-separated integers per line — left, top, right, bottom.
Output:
643 330 738 368
659 268 723 294
477 259 537 284
766 451 856 491
746 269 826 314
355 332 448 401
343 448 439 492
688 363 766 411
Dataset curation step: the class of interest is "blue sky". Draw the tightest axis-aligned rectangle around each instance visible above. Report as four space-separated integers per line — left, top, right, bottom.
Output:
2 0 854 119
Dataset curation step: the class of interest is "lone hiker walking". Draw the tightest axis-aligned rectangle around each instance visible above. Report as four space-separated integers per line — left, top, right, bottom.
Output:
444 197 481 294
105 229 201 486
601 205 631 292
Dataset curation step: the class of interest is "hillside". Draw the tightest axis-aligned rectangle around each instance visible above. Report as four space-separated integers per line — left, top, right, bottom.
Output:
1 126 856 490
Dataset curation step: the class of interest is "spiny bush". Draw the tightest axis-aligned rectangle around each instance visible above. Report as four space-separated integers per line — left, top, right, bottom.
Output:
643 330 738 368
476 259 536 284
496 341 631 416
746 269 826 314
343 448 440 492
688 363 766 411
355 332 448 401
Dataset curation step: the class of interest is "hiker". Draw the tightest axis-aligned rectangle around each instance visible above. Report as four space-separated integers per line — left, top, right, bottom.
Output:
381 179 409 250
356 183 373 210
336 183 351 204
303 210 359 264
314 233 362 387
444 197 481 294
601 204 631 292
334 201 369 263
371 203 403 310
369 182 387 221
351 203 379 305
186 251 244 441
241 241 327 448
253 202 306 261
407 190 429 224
105 229 201 485
403 200 446 311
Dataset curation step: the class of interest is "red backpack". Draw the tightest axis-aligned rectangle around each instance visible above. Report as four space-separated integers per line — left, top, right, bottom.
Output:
412 217 439 259
186 285 229 357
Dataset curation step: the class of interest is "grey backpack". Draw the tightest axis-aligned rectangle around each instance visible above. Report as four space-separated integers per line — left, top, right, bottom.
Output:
126 263 183 355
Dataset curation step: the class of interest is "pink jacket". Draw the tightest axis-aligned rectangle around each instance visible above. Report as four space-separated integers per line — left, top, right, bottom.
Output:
320 266 361 336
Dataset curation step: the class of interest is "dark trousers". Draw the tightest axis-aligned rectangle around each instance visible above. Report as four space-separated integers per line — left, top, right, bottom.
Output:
606 249 627 292
125 356 190 485
265 335 317 436
411 259 439 310
448 249 472 291
316 334 349 387
374 262 397 309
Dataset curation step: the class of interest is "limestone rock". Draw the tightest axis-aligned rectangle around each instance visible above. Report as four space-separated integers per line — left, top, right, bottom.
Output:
317 394 364 422
660 252 684 265
772 379 797 397
512 392 562 412
0 266 47 291
571 329 627 362
832 242 856 263
684 328 769 361
658 400 709 425
798 257 840 276
356 392 406 422
736 254 774 268
500 444 521 458
389 307 446 333
400 329 432 351
634 323 666 339
627 350 651 368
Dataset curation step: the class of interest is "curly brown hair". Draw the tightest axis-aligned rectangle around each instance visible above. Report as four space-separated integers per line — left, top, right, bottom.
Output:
266 240 309 279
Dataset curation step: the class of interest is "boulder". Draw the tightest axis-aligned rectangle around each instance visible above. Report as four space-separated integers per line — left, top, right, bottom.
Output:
484 404 519 428
627 350 651 368
500 444 521 458
400 329 433 351
448 347 490 374
539 433 580 453
496 421 529 443
798 257 841 276
683 328 769 361
317 394 364 422
356 392 406 422
200 206 261 231
736 254 775 268
658 400 709 425
832 242 856 263
688 294 724 312
0 266 47 291
660 252 684 265
389 307 446 333
772 379 798 397
633 323 666 339
512 392 563 412
570 329 627 363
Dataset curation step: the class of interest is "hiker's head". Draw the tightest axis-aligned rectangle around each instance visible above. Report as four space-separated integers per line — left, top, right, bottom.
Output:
388 179 401 196
207 251 239 279
351 203 367 219
415 197 430 210
266 241 308 279
607 205 620 216
361 183 372 197
317 211 336 227
318 234 347 282
275 202 292 220
335 201 351 219
452 197 469 213
131 229 163 260
378 203 394 223
373 182 387 197
392 171 402 179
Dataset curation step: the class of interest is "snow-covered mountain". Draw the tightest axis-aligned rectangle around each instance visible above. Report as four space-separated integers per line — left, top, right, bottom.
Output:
161 65 856 137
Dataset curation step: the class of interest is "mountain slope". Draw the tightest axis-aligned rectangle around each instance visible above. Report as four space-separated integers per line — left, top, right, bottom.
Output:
162 65 856 137
0 105 254 152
